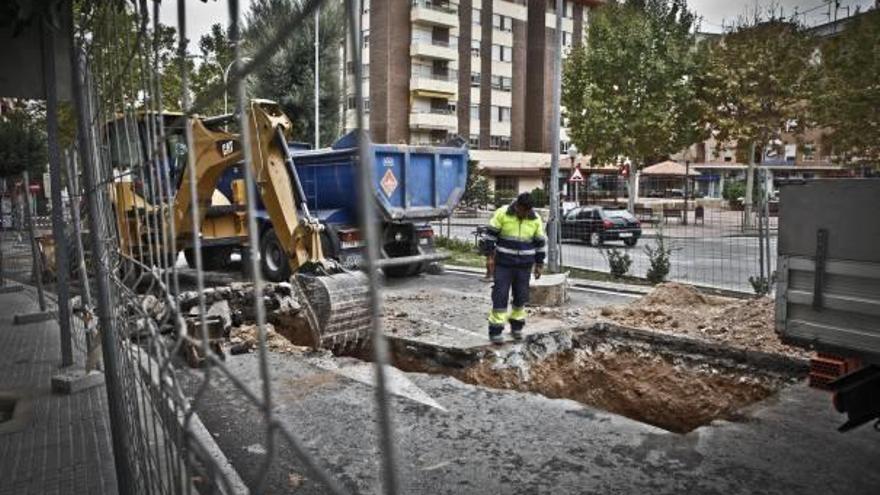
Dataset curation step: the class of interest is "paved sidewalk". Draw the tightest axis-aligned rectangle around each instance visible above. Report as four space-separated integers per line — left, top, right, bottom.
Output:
0 284 117 495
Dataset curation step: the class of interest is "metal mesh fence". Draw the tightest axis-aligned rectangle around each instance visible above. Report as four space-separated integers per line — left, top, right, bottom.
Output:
11 0 404 493
436 172 778 295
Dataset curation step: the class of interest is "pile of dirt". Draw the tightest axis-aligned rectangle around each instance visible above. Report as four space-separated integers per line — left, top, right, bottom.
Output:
229 323 307 355
589 283 810 359
452 343 781 433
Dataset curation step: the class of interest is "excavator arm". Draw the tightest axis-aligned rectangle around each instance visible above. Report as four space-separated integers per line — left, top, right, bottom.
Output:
115 100 371 351
192 100 370 350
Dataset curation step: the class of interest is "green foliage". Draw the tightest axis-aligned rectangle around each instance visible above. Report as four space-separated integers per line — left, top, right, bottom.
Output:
563 0 703 171
529 187 548 208
644 230 672 284
461 160 491 208
696 19 814 154
245 0 346 146
434 235 476 254
722 180 746 202
748 273 774 296
0 106 48 178
810 10 880 168
603 248 633 278
191 24 237 116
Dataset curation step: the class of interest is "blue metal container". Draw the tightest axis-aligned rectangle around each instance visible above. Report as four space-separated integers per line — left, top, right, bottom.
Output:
216 132 468 225
291 132 468 224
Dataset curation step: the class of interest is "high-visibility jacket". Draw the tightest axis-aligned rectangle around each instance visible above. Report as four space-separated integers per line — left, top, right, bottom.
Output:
484 204 546 267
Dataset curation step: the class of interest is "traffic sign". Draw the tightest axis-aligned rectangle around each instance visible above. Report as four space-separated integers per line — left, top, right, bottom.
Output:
568 166 585 183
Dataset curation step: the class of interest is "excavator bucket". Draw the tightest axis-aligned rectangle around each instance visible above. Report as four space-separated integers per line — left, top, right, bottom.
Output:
293 270 372 353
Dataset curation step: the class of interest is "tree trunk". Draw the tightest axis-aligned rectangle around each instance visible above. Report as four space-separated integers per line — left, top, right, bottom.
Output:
627 163 638 213
743 141 756 230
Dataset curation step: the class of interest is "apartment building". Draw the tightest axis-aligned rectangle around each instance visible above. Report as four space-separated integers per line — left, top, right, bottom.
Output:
344 0 601 154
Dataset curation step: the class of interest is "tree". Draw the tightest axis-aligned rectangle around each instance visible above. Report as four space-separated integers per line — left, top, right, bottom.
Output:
811 9 880 170
461 159 491 208
696 19 813 225
245 0 346 146
563 0 702 213
0 105 48 179
191 24 237 116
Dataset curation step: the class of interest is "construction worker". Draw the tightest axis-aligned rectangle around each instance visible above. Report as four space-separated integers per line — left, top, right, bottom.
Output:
483 192 546 344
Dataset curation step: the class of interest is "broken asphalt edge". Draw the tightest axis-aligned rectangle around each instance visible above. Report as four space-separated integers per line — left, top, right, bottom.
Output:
444 264 651 296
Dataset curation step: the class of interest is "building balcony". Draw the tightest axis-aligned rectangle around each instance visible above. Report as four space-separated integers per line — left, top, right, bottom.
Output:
411 35 458 61
410 110 457 130
411 0 458 28
410 68 458 97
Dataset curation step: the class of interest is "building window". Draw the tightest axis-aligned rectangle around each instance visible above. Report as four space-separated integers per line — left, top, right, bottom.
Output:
562 31 571 47
491 75 512 92
491 44 512 62
346 97 370 112
363 30 370 48
471 39 481 57
470 72 481 87
492 14 513 32
493 105 511 122
473 7 481 25
559 140 571 154
469 134 480 148
490 135 511 150
470 104 479 120
495 176 518 193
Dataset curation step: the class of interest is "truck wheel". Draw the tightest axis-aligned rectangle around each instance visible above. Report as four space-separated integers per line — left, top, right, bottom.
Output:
624 237 638 247
260 228 291 282
183 247 230 270
588 232 603 247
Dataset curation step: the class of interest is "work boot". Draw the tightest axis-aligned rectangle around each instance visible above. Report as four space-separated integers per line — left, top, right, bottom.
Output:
510 320 525 341
489 331 504 345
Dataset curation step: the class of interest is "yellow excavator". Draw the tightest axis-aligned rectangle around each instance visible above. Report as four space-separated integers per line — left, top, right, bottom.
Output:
109 100 371 351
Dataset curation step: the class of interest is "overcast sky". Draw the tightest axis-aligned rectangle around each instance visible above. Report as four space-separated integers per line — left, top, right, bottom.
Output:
159 0 876 50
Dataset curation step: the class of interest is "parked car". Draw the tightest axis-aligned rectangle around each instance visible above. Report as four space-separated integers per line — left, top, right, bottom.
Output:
561 206 642 247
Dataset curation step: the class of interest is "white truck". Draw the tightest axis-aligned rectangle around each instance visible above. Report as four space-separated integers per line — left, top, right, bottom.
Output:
775 178 880 432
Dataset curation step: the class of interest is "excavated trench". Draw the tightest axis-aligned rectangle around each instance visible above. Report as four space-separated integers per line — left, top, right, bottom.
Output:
173 282 807 434
369 328 805 434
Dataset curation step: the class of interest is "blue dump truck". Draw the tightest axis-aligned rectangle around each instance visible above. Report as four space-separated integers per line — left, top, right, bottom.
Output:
209 132 468 280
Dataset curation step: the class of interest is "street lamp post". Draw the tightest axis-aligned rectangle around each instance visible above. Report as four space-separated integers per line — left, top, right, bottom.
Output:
568 144 578 205
209 57 252 117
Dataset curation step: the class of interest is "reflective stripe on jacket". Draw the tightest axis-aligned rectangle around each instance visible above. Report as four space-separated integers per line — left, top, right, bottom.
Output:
484 204 546 266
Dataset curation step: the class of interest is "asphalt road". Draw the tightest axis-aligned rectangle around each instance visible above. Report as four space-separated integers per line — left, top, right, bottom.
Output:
173 270 879 494
180 343 880 495
439 223 778 294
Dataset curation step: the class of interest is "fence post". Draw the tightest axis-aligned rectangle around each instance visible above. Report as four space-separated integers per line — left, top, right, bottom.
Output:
69 37 135 493
66 150 91 307
21 170 48 312
42 22 73 367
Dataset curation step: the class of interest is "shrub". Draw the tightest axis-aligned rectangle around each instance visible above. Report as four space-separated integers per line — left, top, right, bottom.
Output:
644 231 672 284
434 236 476 253
723 180 746 202
603 248 632 278
748 272 775 296
529 187 549 208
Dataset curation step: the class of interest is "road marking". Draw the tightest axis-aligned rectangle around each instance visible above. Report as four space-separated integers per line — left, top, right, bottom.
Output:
314 361 447 412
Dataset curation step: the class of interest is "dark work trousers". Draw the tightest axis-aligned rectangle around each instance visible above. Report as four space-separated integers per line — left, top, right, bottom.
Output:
488 263 532 335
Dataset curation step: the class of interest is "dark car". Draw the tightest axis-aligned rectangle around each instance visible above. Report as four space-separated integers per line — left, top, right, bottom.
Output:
561 206 642 247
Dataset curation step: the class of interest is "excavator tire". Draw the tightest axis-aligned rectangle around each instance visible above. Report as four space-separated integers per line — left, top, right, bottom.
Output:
292 270 372 353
